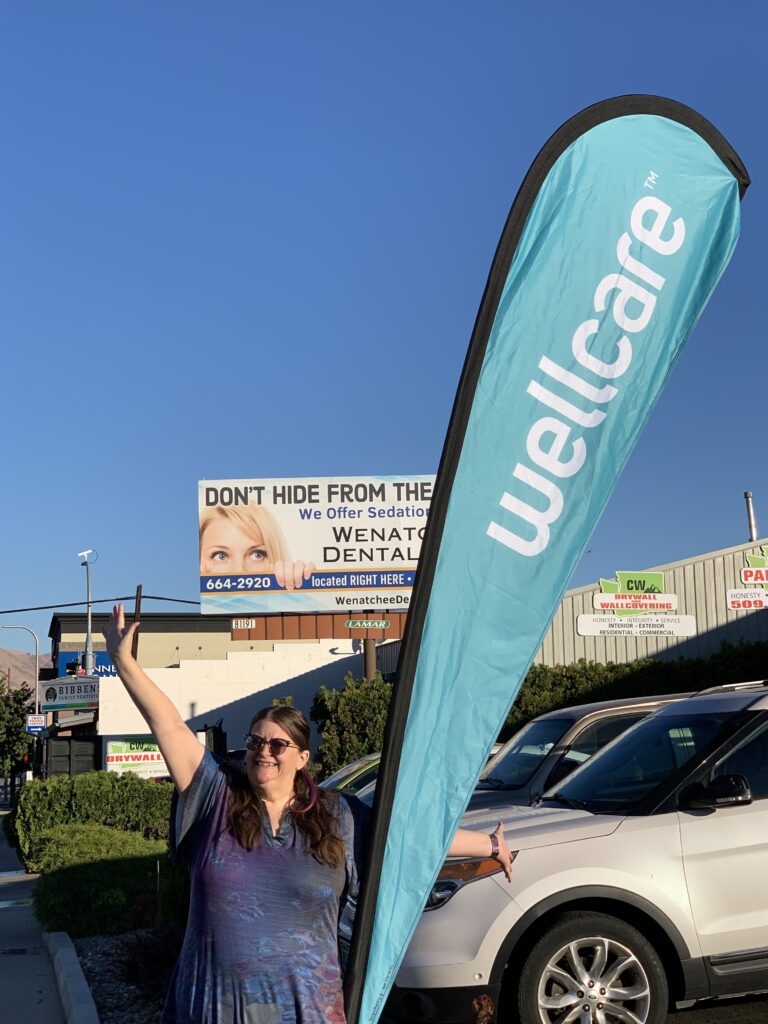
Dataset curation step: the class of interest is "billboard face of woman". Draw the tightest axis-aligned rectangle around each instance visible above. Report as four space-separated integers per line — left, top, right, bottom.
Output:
200 517 273 575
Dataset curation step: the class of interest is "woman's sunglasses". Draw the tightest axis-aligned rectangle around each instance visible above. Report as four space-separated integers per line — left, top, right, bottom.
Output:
244 734 301 756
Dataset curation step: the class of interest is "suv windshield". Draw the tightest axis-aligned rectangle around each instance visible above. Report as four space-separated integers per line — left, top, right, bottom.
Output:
550 710 741 815
480 717 575 789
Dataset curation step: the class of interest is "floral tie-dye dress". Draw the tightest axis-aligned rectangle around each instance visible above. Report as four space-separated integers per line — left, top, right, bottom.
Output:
162 751 363 1024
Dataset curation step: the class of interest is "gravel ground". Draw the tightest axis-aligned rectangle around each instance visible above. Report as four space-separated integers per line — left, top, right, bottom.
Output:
73 929 768 1024
74 926 183 1024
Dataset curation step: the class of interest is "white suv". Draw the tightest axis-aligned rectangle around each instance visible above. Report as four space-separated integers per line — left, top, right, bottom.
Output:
385 682 768 1024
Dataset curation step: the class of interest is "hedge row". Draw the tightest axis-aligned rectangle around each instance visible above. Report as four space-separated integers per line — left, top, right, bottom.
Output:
13 770 174 867
501 639 768 738
33 824 188 937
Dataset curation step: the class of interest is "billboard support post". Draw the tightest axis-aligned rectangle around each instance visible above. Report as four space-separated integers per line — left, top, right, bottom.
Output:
364 636 377 681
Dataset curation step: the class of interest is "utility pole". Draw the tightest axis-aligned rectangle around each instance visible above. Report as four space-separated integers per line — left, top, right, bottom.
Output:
78 550 95 675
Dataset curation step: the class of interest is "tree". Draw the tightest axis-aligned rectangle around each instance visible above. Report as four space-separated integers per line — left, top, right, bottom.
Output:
271 695 295 708
0 675 34 775
310 672 392 779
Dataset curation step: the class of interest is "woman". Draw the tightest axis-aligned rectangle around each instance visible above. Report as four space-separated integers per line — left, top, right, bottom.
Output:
106 604 512 1024
200 503 316 591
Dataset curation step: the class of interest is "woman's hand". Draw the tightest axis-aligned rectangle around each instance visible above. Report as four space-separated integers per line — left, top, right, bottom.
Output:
274 560 316 591
491 821 514 883
104 604 139 666
448 822 514 882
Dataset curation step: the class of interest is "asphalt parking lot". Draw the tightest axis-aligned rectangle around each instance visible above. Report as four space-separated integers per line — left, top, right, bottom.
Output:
668 992 768 1022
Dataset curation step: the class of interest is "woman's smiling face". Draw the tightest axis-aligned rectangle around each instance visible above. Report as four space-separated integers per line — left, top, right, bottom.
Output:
245 719 309 791
200 518 273 575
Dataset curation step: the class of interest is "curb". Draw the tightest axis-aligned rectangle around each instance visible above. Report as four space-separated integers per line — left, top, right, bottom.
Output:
42 931 100 1024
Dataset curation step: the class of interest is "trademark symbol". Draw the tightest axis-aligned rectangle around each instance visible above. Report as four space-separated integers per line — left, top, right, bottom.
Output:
643 170 658 190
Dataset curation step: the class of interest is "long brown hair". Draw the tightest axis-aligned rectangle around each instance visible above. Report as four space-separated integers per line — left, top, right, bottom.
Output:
227 706 345 869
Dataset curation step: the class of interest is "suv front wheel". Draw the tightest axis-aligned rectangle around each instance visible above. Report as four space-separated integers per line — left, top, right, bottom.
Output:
516 911 668 1024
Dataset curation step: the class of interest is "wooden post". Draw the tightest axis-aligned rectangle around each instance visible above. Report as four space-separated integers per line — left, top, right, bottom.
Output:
131 584 143 660
364 638 377 680
363 609 377 679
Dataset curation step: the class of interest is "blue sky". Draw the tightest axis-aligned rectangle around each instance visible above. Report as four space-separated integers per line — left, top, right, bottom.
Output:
1 3 766 654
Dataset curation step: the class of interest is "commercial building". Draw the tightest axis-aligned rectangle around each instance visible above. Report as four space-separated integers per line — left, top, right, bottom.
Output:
43 536 767 769
378 537 768 676
46 611 399 756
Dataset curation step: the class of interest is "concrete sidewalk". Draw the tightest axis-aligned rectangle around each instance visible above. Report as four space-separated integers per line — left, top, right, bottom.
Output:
0 812 65 1024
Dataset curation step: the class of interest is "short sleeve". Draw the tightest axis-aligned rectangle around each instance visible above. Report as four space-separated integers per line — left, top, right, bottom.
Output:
169 750 228 862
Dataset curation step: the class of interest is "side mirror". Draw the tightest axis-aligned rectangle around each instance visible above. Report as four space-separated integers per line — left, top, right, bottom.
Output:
679 774 752 810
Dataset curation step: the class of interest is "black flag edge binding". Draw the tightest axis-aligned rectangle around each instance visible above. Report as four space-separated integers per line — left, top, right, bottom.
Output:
343 94 749 1024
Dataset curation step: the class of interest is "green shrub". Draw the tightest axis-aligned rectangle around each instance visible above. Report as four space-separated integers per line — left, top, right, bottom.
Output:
311 672 392 778
33 823 185 937
12 771 174 869
501 640 768 738
14 774 74 864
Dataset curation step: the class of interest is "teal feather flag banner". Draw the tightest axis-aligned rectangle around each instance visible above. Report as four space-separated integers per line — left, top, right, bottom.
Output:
344 95 749 1024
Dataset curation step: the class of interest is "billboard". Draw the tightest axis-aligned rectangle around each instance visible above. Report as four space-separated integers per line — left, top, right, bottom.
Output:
198 476 434 614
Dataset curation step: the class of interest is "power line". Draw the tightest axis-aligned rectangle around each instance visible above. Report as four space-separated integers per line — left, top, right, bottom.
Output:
0 594 201 616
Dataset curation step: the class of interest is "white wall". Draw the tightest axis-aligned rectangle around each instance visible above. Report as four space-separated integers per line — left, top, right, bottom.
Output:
97 639 364 754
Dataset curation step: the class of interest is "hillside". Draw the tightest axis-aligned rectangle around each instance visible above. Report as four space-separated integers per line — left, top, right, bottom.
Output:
0 647 42 690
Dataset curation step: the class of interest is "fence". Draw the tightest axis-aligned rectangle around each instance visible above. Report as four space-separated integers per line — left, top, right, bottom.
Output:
0 773 30 809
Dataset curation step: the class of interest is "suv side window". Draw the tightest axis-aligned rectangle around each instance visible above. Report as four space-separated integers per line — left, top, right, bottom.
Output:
711 719 768 800
544 713 645 790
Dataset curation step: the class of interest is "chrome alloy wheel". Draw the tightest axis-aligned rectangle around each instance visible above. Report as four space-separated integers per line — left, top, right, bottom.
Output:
536 934 651 1023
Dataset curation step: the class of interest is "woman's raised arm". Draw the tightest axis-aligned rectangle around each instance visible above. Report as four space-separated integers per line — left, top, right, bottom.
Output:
105 604 205 795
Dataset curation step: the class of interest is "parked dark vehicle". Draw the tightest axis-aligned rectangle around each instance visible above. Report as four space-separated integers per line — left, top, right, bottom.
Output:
349 693 690 807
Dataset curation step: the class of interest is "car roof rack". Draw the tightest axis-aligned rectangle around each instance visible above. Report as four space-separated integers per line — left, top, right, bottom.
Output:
694 679 768 696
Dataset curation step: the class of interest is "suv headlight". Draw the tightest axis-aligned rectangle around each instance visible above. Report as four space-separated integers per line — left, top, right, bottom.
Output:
425 852 518 911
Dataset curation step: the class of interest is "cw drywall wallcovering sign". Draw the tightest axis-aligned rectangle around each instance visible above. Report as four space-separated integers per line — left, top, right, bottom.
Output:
104 736 169 780
578 570 696 637
727 545 768 611
199 476 434 613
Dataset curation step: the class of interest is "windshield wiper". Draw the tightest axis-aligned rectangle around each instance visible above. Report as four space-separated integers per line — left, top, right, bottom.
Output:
477 776 505 789
544 792 589 810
